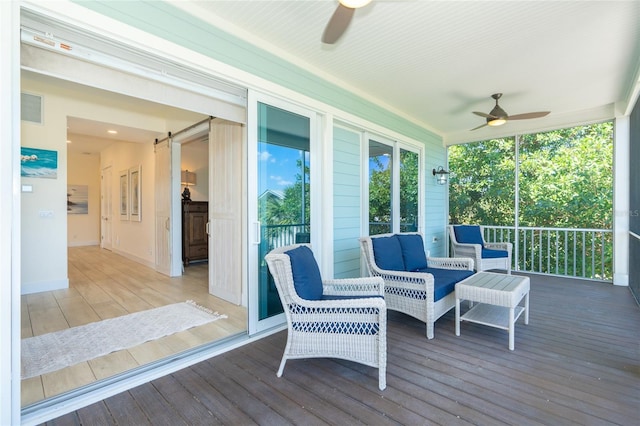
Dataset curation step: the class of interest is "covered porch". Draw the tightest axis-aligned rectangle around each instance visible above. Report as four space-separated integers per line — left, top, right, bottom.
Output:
42 273 639 425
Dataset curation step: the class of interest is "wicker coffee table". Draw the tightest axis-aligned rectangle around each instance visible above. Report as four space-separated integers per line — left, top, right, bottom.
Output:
455 272 530 350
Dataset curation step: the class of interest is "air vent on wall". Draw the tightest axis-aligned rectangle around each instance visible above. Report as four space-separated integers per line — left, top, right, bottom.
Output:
21 92 43 124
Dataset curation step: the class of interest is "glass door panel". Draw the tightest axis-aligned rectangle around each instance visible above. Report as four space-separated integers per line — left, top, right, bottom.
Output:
257 102 311 321
399 148 419 232
368 139 393 235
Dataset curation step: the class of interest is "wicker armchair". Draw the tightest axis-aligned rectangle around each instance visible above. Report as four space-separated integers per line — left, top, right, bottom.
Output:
449 225 512 274
265 244 387 390
359 232 474 339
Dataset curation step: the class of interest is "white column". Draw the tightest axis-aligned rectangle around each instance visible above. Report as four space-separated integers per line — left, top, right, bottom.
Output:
0 0 21 423
613 116 630 286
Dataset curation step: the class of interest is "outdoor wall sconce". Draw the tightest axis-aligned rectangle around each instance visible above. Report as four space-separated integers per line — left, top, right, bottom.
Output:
432 166 450 185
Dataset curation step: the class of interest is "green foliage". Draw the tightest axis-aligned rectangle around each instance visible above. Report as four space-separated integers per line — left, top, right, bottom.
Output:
260 157 310 227
448 137 516 225
448 122 614 280
518 123 613 228
368 149 419 234
449 122 613 229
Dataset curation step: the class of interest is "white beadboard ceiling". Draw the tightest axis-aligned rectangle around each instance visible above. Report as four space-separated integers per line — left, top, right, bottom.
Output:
174 0 640 144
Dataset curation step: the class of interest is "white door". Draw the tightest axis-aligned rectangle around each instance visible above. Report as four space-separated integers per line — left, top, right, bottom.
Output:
209 118 243 304
155 139 173 276
100 166 113 250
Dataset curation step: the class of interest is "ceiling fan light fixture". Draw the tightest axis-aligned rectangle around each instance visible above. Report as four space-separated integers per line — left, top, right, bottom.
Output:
339 0 371 9
488 118 507 126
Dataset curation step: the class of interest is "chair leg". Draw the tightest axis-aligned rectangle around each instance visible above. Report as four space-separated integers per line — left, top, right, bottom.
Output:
426 323 434 339
378 366 386 390
276 356 287 377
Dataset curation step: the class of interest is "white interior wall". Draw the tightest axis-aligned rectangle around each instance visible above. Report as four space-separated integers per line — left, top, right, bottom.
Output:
21 91 68 295
67 150 100 247
100 141 156 266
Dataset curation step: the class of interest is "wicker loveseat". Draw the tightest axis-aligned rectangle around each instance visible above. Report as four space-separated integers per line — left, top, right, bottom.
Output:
359 232 475 339
265 243 387 390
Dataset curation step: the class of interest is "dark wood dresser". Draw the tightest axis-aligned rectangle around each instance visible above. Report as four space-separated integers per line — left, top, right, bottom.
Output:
182 200 208 266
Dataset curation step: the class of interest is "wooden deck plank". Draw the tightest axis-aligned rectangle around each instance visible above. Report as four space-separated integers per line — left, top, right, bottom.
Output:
150 375 222 425
127 382 189 426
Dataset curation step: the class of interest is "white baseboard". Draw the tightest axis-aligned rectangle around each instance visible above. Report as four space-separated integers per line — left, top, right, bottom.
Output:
111 248 156 270
22 279 69 295
68 241 100 247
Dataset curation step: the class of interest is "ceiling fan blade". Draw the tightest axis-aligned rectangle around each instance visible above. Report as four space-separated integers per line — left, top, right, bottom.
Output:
470 123 488 131
507 111 551 120
322 4 355 44
473 111 496 119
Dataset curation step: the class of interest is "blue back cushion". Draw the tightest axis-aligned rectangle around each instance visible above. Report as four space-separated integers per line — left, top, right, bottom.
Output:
416 267 475 301
286 246 323 300
397 234 428 271
454 225 484 246
371 235 405 271
482 248 509 259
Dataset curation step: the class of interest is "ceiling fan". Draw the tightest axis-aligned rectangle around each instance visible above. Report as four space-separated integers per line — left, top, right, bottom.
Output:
322 0 372 44
471 93 550 131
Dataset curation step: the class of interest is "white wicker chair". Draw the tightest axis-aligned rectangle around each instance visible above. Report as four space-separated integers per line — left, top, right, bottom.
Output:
265 243 387 390
359 232 474 339
449 225 512 274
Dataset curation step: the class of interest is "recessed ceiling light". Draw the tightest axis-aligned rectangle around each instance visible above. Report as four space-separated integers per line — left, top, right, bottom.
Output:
107 130 118 134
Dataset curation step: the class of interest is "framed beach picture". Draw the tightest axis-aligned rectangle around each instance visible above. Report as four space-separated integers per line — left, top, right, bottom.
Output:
119 170 129 220
67 185 89 214
129 165 141 222
21 147 58 179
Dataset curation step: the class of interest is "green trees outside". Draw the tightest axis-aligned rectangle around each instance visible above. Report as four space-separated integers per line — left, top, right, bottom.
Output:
448 122 614 280
368 149 419 234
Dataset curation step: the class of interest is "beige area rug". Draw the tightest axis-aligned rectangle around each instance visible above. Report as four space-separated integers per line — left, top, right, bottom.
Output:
21 300 227 379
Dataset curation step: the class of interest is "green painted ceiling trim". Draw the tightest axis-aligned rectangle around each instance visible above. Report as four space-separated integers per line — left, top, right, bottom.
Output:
71 0 442 145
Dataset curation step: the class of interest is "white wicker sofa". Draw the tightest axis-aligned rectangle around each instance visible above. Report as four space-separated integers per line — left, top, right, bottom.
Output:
359 232 474 339
265 243 387 390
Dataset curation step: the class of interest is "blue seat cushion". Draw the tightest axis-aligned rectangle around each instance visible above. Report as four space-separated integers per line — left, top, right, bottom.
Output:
286 246 323 300
371 235 405 271
416 267 475 301
482 248 509 259
454 225 484 246
397 234 428 271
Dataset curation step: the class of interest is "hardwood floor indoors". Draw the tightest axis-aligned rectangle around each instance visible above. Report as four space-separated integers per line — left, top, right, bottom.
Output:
21 246 247 407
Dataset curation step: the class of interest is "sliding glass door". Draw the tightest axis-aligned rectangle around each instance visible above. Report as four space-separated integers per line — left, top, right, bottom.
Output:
248 96 315 333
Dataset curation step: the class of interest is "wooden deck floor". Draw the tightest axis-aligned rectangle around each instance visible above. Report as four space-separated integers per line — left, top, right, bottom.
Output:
42 274 639 425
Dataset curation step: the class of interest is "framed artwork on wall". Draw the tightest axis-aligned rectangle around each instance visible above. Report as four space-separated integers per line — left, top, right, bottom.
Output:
129 165 141 222
67 184 88 214
119 169 129 220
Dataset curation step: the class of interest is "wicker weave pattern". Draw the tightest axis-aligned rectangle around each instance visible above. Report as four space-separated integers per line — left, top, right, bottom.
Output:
265 244 387 390
455 273 530 307
359 232 474 339
449 225 513 274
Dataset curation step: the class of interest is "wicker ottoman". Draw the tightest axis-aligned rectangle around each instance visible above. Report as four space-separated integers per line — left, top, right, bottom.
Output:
455 272 530 350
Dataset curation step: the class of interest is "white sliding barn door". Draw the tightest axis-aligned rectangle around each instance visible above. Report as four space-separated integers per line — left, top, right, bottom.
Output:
155 139 172 276
209 119 243 304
